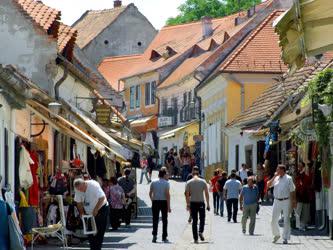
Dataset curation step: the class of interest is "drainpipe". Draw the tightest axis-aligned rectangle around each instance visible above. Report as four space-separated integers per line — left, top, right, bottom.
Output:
54 65 68 100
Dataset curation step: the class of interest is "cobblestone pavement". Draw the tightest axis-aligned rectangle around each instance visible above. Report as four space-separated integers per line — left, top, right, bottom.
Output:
29 170 333 249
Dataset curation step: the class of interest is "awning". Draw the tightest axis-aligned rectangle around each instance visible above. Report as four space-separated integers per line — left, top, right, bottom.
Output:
130 115 157 134
160 121 198 140
65 104 128 161
26 100 106 155
274 0 333 71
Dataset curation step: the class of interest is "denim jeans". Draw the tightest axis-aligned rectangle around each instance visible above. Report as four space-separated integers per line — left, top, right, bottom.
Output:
219 192 225 216
226 198 239 222
213 192 220 213
139 169 150 184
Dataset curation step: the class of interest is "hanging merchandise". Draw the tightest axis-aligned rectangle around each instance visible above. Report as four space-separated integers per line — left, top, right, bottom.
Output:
28 151 39 207
6 203 25 250
264 120 281 155
66 204 82 231
19 145 34 189
49 170 68 195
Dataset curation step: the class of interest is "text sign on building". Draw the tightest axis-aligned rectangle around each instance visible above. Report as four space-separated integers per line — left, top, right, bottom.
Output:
95 104 112 127
158 116 173 128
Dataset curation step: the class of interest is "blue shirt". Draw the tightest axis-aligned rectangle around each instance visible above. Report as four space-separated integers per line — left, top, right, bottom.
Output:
241 185 258 205
0 198 13 250
224 179 242 199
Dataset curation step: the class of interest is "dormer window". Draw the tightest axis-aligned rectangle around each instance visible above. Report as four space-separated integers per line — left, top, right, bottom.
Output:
150 50 161 61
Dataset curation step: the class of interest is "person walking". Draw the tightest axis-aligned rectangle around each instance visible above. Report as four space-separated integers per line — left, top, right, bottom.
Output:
224 172 242 223
216 171 228 217
109 177 125 230
267 165 296 244
256 164 266 202
238 164 248 183
295 162 311 231
181 149 192 181
118 168 136 227
240 176 259 235
139 155 150 184
210 169 220 215
185 168 210 244
149 168 171 243
74 178 109 250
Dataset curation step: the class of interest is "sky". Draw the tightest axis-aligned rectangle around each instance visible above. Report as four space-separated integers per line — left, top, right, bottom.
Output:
42 0 186 29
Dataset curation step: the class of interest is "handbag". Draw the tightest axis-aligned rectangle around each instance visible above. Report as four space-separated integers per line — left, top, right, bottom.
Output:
6 203 25 250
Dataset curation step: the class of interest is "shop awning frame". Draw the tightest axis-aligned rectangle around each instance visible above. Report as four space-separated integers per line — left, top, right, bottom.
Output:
160 121 198 140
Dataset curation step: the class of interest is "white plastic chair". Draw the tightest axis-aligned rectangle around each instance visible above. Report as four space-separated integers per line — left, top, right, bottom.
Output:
31 195 68 249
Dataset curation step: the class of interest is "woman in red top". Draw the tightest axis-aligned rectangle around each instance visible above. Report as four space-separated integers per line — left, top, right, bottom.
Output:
210 169 221 215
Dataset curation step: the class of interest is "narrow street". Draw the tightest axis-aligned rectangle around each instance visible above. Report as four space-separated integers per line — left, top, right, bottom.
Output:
30 170 333 249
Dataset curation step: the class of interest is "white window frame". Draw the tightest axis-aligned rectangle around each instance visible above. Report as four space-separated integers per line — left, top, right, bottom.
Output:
144 81 157 107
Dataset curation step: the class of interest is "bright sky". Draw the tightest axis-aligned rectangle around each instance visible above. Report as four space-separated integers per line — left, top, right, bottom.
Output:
42 0 186 29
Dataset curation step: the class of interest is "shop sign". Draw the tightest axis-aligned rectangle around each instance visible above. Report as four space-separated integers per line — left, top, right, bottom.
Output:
95 104 112 127
158 116 173 127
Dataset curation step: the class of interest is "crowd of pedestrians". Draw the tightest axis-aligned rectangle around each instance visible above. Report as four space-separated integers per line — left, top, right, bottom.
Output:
147 160 302 245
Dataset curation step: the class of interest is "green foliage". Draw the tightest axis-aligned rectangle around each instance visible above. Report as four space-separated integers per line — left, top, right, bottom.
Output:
308 68 333 176
166 0 261 26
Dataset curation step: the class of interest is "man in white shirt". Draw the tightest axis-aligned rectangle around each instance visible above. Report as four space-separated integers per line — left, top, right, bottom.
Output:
74 178 109 250
238 164 248 183
267 165 296 245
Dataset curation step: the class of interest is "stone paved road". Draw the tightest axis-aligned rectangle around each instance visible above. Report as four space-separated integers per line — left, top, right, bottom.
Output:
29 170 333 249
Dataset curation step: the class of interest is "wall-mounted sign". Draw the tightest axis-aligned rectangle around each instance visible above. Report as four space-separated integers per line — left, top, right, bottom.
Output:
158 116 173 128
95 104 112 127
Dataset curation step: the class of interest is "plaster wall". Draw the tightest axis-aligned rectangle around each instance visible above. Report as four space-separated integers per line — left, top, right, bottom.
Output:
0 0 58 93
83 4 157 66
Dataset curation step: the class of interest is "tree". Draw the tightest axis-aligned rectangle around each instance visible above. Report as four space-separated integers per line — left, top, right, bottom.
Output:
166 0 261 26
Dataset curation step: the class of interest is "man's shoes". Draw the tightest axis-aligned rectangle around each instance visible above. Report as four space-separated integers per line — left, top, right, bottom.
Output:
152 236 157 243
249 232 254 236
228 218 231 222
194 240 199 244
272 235 280 243
199 233 205 241
233 220 237 223
283 239 288 244
162 238 169 243
188 216 192 223
242 229 246 234
220 213 223 217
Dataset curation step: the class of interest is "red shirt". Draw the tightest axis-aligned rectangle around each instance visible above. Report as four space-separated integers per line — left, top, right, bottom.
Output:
211 176 220 193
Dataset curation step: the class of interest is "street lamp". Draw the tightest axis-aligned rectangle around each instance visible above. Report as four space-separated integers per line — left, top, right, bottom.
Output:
48 102 62 115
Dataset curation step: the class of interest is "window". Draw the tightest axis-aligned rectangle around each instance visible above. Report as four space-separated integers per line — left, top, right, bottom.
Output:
130 86 135 109
151 81 156 104
135 85 141 108
183 93 187 107
162 98 168 115
144 81 157 106
145 82 151 106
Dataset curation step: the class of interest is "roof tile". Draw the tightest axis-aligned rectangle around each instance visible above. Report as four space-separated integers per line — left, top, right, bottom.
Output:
220 10 288 73
72 6 128 49
227 55 333 128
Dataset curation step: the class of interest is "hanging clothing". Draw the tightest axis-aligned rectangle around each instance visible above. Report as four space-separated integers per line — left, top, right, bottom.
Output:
28 151 39 207
4 190 15 209
19 145 34 189
0 198 13 250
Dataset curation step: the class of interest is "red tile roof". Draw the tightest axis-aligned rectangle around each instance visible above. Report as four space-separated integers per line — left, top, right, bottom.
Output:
15 0 77 59
220 10 287 73
121 1 272 80
72 6 128 49
227 54 333 128
98 54 143 92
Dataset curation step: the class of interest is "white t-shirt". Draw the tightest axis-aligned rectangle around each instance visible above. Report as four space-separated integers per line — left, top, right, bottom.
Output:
273 174 295 199
74 180 107 214
239 169 248 181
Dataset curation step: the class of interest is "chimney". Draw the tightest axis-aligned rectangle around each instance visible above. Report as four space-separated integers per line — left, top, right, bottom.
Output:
114 0 122 8
201 16 213 39
247 6 256 18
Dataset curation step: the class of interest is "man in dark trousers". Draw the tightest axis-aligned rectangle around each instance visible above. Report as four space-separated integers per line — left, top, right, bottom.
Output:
224 172 242 223
118 168 136 227
74 178 109 250
185 167 210 244
149 168 171 243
